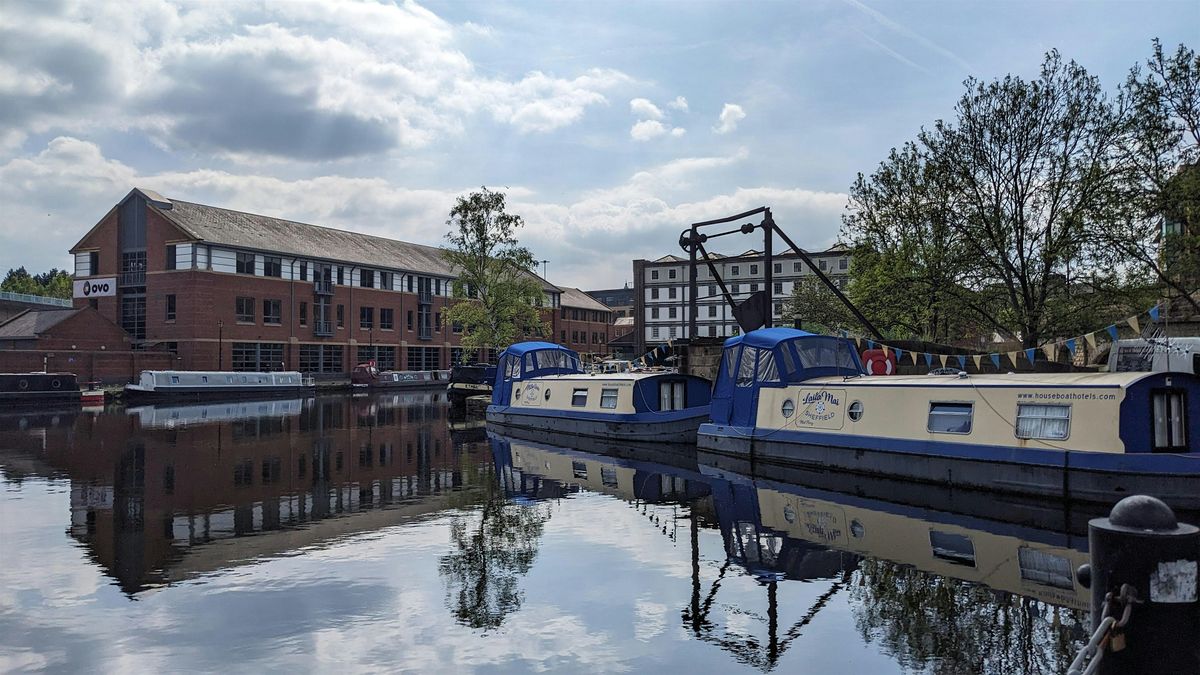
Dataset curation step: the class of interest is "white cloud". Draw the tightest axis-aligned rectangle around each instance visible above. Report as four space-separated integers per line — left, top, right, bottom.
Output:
713 103 746 134
630 119 667 141
667 96 689 112
629 97 663 120
670 127 686 137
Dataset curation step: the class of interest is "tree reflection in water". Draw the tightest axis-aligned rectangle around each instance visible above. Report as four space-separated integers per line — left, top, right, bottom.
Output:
438 466 552 631
850 559 1088 675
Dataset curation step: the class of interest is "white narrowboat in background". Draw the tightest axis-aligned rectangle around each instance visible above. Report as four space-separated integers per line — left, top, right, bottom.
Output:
1108 337 1200 374
699 327 1200 509
486 341 712 443
124 370 315 402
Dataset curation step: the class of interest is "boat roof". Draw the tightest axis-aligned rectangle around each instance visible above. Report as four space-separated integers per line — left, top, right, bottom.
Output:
502 342 577 356
813 372 1169 387
724 327 822 348
139 370 303 376
525 372 684 382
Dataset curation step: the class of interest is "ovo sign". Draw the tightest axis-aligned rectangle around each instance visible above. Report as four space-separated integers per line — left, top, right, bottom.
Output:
73 277 117 298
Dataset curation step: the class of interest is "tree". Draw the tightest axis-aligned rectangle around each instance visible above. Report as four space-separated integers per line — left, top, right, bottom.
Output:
1 267 71 299
441 188 548 362
844 50 1153 347
780 276 856 335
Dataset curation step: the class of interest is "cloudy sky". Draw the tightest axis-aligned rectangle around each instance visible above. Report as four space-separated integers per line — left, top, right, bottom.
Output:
0 0 1195 290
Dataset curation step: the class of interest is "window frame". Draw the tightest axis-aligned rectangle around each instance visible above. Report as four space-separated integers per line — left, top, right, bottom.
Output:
571 388 588 407
1014 403 1072 441
235 296 255 323
927 401 974 435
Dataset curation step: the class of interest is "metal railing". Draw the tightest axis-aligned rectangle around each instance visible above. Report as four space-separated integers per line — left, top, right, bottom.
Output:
418 290 433 304
0 290 71 307
119 270 146 286
418 325 433 340
314 320 333 336
314 279 333 295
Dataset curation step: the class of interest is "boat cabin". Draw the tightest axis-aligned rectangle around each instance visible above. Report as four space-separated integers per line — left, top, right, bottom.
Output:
710 328 864 427
492 342 586 406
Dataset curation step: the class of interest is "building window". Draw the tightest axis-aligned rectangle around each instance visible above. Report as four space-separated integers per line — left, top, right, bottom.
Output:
165 245 176 270
165 294 176 321
840 258 848 270
732 284 740 294
336 304 345 328
774 303 782 315
708 305 717 317
1016 404 1071 440
360 269 375 288
708 326 716 337
263 256 282 277
263 299 282 325
406 346 441 371
793 262 802 273
928 402 973 434
236 297 255 323
651 288 659 300
708 284 716 296
669 326 677 338
651 327 660 338
668 307 677 319
651 270 659 280
572 331 579 343
435 312 442 332
668 287 677 299
88 251 99 275
299 262 308 281
299 344 344 373
750 283 759 293
299 302 308 326
406 275 414 292
600 388 618 409
236 252 255 275
121 295 146 340
668 269 677 279
337 267 345 285
232 342 284 372
773 263 781 273
819 259 828 271
380 271 392 290
571 388 588 407
774 282 783 294
561 330 567 342
651 307 660 319
731 265 740 275
407 310 414 330
360 306 374 329
750 264 758 275
357 345 397 370
380 308 394 330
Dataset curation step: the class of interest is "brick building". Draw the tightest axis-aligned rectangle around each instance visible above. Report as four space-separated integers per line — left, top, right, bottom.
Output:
555 287 616 361
63 188 615 376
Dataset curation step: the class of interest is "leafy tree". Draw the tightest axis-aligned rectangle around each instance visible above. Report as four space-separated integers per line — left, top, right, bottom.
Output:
780 276 857 335
441 188 548 362
1 267 71 299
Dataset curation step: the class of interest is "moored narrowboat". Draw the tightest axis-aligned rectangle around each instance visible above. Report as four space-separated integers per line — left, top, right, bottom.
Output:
350 362 449 389
698 327 1200 509
447 362 495 406
486 341 712 443
124 370 314 402
0 372 82 407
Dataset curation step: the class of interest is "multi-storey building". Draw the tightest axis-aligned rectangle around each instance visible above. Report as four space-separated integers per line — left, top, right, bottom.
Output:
556 288 615 360
62 188 614 375
585 286 634 319
632 245 852 354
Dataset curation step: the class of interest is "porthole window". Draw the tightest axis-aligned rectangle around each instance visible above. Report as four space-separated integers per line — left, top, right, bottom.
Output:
544 388 552 401
781 399 795 418
849 400 864 422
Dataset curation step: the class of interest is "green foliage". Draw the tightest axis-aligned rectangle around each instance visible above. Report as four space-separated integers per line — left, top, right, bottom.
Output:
1 267 71 299
440 188 549 361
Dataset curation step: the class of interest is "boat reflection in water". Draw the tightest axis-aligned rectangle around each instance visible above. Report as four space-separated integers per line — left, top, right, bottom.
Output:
489 430 1090 673
0 392 492 595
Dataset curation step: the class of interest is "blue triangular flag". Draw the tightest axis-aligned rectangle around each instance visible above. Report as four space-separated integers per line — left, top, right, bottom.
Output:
867 340 875 350
1066 338 1076 353
953 355 964 369
989 353 1000 369
894 347 904 361
1106 325 1118 341
923 353 933 367
1024 348 1035 363
1149 305 1160 321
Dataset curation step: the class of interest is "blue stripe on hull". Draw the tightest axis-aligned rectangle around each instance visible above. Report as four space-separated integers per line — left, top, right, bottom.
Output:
488 405 709 443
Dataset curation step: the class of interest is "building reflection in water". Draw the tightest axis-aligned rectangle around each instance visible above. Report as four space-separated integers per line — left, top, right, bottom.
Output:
0 392 493 595
488 430 1090 674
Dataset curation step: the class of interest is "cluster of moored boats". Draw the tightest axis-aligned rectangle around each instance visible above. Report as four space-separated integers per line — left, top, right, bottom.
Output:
484 327 1200 509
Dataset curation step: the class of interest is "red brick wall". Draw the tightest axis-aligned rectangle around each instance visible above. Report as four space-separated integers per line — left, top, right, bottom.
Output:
0 350 176 384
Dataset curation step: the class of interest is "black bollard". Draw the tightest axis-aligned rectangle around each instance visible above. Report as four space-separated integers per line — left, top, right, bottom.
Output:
1085 495 1200 674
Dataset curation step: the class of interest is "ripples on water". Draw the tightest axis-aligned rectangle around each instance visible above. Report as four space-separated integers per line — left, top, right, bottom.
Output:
0 393 1093 673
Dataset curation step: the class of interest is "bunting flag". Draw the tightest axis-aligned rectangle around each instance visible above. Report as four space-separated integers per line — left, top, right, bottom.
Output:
1043 343 1057 361
1007 351 1019 366
867 340 876 350
910 351 919 365
1128 316 1140 334
1024 348 1036 364
939 354 949 367
990 353 1001 369
894 347 904 361
1150 305 1161 321
1106 325 1119 341
1066 338 1077 354
972 354 982 370
882 344 889 356
854 337 862 348
924 353 933 367
1085 333 1097 350
956 355 967 370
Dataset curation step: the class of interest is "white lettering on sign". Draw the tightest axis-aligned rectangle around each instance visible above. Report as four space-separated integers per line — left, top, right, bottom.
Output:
72 277 117 298
792 388 847 430
1150 559 1198 603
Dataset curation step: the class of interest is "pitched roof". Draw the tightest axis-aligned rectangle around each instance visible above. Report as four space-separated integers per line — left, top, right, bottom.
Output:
559 287 612 313
0 309 80 339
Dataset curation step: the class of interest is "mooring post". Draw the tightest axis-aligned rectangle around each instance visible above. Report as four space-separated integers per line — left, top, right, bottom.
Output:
1076 495 1200 674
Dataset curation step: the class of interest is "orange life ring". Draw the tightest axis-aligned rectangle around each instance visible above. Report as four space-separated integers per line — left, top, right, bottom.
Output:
860 348 896 375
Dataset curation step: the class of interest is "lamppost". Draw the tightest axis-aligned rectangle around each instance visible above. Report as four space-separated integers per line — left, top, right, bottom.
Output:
217 320 224 370
540 260 549 279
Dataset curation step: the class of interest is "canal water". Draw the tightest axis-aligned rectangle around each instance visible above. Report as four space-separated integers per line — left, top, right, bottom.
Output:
0 393 1094 673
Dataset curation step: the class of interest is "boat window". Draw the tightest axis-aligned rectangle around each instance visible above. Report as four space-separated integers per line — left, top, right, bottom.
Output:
1152 389 1188 452
202 376 208 383
757 352 779 383
1015 404 1070 440
793 337 858 371
600 388 619 409
928 402 973 434
506 356 520 379
571 388 588 407
572 461 587 479
929 530 976 567
660 381 686 410
736 347 758 387
170 375 180 384
1017 547 1074 589
778 345 796 376
723 346 740 380
601 467 618 488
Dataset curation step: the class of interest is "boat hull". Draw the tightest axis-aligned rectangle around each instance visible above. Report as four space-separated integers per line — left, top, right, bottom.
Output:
123 385 314 403
698 424 1200 510
487 406 709 444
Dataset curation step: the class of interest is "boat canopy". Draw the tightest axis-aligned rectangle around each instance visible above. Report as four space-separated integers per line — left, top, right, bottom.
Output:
711 328 864 426
493 342 584 405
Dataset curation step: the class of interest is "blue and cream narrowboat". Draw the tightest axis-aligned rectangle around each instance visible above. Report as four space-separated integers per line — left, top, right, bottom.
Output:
698 327 1200 509
486 341 712 443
